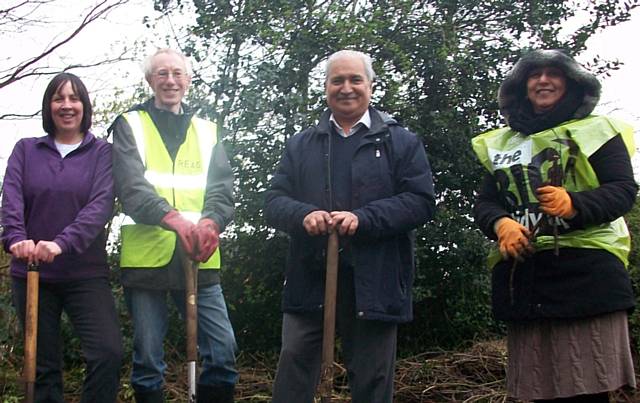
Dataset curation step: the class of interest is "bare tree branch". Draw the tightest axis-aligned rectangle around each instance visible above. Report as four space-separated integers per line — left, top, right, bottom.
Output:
0 110 40 120
0 0 128 90
0 49 133 81
0 1 44 19
2 1 58 32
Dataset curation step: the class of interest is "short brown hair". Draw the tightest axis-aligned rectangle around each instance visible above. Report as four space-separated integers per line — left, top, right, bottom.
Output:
42 73 93 136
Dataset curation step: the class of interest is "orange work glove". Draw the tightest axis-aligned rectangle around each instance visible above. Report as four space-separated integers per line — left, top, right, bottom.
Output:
536 185 576 219
494 217 533 261
160 210 198 257
192 218 220 263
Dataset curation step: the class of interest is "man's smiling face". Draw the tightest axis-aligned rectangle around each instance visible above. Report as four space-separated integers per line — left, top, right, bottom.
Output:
147 52 191 114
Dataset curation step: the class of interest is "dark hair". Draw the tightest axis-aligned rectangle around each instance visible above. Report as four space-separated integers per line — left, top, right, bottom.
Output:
42 72 93 136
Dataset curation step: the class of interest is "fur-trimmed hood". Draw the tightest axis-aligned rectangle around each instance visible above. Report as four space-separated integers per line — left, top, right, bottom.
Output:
498 49 601 124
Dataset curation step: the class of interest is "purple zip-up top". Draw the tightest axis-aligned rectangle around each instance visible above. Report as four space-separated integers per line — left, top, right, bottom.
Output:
1 132 114 281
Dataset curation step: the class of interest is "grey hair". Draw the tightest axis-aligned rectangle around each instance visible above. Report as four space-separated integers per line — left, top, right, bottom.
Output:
142 48 193 80
325 50 376 82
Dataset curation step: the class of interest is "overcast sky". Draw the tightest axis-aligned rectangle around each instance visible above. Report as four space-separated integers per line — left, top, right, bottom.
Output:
579 8 640 124
0 2 639 174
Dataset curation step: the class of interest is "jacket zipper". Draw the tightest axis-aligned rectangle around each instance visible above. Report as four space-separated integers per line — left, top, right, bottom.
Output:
326 130 333 211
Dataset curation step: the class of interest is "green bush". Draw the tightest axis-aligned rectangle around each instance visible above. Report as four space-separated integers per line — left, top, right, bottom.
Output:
221 230 288 353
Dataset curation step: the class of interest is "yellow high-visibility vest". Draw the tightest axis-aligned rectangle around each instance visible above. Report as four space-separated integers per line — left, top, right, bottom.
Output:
472 115 635 269
120 110 220 269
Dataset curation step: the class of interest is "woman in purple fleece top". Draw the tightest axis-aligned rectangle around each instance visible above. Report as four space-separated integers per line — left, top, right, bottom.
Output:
1 73 123 402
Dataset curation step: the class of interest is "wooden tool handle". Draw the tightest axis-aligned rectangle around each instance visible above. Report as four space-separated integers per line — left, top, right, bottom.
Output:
24 264 39 403
318 232 339 402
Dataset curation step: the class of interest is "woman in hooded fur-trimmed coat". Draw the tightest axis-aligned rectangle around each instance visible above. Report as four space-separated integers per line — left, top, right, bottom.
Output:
472 49 637 402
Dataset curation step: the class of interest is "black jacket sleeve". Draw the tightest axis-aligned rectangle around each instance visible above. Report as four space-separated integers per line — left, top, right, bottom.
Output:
111 115 173 225
473 172 510 240
264 135 321 236
568 134 638 227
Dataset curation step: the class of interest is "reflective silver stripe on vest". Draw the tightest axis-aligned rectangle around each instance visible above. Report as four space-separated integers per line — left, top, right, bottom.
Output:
144 171 208 190
122 211 201 226
191 117 215 176
124 112 147 165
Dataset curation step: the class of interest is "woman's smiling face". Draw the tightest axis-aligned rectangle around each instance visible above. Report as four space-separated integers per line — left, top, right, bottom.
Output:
526 66 567 114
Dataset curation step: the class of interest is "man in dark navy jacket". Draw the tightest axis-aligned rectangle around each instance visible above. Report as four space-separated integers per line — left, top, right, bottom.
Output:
264 49 436 403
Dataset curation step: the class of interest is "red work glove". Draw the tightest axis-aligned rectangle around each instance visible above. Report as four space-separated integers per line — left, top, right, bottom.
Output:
193 218 220 262
160 210 198 257
536 185 576 219
494 217 533 261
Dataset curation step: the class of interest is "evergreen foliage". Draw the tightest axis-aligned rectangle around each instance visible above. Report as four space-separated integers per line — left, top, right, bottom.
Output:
146 0 639 352
1 2 640 399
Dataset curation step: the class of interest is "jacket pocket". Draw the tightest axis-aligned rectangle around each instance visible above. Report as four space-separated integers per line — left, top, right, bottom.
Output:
283 249 324 309
373 239 408 315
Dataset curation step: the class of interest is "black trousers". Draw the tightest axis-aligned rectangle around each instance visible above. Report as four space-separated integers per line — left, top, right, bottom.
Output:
12 276 123 403
271 267 398 403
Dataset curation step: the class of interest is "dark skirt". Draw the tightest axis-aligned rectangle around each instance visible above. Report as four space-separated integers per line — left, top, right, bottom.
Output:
506 311 635 401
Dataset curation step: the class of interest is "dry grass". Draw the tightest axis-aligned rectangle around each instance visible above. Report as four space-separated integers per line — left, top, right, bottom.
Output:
153 339 639 403
2 337 639 402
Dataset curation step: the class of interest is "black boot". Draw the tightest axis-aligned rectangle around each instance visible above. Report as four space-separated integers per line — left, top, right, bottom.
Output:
197 383 235 403
134 388 165 403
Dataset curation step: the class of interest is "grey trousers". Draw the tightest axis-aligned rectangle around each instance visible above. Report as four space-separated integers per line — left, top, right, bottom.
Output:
271 268 398 403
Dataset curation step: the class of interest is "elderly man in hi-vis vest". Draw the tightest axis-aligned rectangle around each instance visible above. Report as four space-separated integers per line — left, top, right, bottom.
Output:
110 48 237 403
